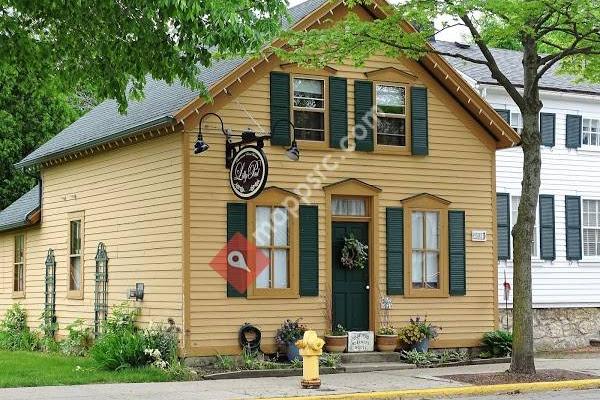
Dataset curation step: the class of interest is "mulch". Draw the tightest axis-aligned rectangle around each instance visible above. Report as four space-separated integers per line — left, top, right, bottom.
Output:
442 369 598 386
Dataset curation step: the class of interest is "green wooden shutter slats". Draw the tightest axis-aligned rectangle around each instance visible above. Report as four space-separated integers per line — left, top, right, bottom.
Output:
539 194 556 261
354 80 374 151
270 72 291 146
300 205 319 296
565 195 582 261
495 109 511 124
448 210 466 296
329 77 348 149
540 112 556 147
566 114 582 149
386 208 404 295
411 87 428 156
227 203 247 297
497 193 510 260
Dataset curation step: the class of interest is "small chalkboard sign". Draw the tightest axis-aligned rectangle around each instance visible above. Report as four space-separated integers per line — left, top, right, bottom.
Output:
347 331 374 352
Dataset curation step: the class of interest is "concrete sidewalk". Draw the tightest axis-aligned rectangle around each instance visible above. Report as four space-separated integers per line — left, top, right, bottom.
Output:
2 357 600 400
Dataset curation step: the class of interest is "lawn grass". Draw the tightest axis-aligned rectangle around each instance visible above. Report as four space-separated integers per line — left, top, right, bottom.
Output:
0 351 173 388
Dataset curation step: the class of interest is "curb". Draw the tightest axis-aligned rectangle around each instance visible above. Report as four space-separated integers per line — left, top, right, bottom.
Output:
257 378 600 400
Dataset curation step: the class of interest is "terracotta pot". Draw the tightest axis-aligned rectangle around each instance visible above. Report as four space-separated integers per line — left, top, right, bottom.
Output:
325 335 348 353
376 334 398 352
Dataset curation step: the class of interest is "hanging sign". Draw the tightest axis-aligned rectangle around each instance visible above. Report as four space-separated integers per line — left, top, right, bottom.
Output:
229 146 268 200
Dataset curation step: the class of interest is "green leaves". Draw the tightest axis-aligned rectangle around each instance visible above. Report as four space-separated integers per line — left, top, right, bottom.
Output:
2 0 289 112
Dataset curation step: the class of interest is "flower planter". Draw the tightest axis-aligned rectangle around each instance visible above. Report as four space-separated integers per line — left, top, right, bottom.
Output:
286 341 301 361
413 338 429 353
375 334 397 352
324 335 347 353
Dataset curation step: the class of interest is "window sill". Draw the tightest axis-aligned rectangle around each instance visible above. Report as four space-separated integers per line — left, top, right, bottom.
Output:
295 140 330 151
12 291 25 299
575 147 600 153
374 144 411 155
67 290 84 300
404 289 448 298
247 289 299 300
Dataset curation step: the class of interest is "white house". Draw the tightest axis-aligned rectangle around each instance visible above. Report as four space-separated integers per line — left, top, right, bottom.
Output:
436 40 600 349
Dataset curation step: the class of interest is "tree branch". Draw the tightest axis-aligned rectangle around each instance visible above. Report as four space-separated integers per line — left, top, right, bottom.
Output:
458 13 525 109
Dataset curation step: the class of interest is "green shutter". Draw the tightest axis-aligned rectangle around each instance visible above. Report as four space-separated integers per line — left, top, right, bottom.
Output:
566 114 582 149
494 109 511 124
565 196 582 261
411 86 428 156
227 203 247 297
270 72 291 146
496 193 510 260
540 112 555 147
354 80 374 151
448 210 466 296
329 77 348 149
299 205 319 296
539 195 556 261
386 208 404 295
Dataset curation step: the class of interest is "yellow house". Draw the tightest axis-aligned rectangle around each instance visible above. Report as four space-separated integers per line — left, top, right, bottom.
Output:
0 0 520 357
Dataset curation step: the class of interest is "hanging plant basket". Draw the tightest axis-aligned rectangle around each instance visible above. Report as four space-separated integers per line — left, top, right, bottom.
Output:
341 234 368 270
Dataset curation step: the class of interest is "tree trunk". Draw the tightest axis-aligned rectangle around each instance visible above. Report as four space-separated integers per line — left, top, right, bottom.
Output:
510 37 542 375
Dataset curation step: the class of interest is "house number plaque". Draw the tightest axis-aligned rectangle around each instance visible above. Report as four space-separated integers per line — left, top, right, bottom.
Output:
229 146 269 200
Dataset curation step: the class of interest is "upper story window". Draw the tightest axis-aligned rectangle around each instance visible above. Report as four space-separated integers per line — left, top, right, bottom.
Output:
583 199 600 257
510 112 523 134
582 118 600 147
293 77 325 141
411 211 439 289
511 196 538 258
376 84 406 146
69 215 84 298
13 234 25 294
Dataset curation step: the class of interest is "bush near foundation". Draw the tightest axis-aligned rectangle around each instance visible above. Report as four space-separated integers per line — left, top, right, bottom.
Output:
481 330 513 358
0 303 38 351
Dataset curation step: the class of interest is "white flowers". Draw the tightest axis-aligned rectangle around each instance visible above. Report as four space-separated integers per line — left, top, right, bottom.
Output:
144 348 169 370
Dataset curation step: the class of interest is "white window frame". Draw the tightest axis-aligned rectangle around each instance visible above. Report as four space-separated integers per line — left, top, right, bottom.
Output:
582 198 600 260
510 111 523 134
582 117 600 150
375 83 407 147
292 76 326 142
510 195 540 260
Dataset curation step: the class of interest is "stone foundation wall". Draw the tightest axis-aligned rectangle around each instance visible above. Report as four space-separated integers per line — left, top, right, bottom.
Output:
500 307 600 350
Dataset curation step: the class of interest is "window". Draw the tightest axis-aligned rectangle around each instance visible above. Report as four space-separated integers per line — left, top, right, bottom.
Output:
248 188 298 298
511 196 538 258
583 118 600 147
332 197 367 217
376 84 406 146
583 199 600 257
403 193 449 297
255 206 290 289
68 217 83 297
13 234 25 294
411 211 439 289
510 112 523 133
293 77 325 141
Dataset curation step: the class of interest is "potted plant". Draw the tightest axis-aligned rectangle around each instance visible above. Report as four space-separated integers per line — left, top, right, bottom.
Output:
275 319 307 361
398 316 441 353
375 326 397 352
324 324 348 353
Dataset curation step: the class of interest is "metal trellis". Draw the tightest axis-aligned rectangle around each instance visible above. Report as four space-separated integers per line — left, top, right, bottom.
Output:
94 242 109 336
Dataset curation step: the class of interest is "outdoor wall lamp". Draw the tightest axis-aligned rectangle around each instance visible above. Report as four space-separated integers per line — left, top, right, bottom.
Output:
194 113 300 168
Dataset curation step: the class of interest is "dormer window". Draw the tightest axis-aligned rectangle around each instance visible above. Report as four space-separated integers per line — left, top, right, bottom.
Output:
376 84 406 146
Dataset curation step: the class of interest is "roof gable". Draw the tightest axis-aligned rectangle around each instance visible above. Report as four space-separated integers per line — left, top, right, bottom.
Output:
0 185 40 233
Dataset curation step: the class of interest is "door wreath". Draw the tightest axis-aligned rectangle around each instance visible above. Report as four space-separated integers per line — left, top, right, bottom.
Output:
341 234 368 270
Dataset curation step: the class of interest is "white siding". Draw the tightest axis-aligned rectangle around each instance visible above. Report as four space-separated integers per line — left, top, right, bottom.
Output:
485 86 600 308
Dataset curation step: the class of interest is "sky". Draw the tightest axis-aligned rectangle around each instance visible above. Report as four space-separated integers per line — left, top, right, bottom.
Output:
287 0 471 43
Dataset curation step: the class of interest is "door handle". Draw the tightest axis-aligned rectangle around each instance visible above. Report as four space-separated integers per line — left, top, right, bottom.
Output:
366 285 370 290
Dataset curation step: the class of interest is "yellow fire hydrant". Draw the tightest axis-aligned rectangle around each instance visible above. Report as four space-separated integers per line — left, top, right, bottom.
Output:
295 330 325 389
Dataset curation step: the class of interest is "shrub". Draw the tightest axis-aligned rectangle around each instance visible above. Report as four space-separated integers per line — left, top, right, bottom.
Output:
275 319 306 345
143 320 179 364
0 303 39 351
91 330 148 370
104 302 139 334
61 319 92 356
481 330 513 358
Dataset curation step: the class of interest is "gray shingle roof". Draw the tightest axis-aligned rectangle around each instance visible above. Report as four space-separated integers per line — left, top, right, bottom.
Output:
434 40 600 96
0 185 40 232
16 0 328 169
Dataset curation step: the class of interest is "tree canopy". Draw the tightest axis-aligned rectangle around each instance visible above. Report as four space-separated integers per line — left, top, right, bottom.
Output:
1 0 289 111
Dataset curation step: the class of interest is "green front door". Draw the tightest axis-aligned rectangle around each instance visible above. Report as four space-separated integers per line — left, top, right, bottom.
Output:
332 222 369 331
